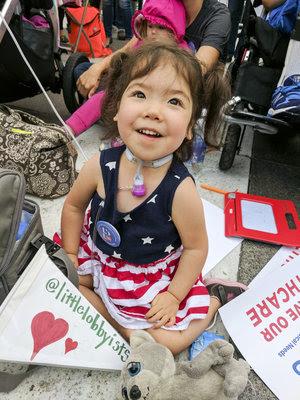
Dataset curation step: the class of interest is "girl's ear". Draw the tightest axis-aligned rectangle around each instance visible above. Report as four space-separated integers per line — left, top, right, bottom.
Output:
186 128 193 141
113 113 118 122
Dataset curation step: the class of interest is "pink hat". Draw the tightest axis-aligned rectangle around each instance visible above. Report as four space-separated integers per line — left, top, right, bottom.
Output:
131 0 189 49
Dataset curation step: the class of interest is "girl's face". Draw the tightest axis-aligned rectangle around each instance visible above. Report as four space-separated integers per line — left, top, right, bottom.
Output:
146 23 174 44
113 64 193 161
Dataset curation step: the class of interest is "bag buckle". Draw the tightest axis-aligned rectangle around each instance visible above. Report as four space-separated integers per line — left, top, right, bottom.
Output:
31 235 60 257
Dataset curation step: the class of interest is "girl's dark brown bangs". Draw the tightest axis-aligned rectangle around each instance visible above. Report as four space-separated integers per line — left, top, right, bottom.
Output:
128 50 192 88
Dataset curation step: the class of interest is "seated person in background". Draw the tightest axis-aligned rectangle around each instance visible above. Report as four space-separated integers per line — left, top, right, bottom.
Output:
75 0 231 99
66 0 191 136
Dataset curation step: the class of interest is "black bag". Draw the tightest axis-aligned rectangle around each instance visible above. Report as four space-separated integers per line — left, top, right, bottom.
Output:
255 17 289 67
234 62 282 109
0 169 79 392
0 13 56 102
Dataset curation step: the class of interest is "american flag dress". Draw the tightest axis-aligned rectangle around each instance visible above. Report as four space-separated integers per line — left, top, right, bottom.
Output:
55 146 210 330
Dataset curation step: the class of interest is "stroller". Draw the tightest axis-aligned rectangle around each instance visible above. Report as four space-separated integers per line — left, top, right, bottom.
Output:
219 0 300 170
0 0 80 105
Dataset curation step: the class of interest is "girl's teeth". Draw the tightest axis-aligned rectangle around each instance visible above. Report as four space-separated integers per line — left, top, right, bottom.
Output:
139 129 160 137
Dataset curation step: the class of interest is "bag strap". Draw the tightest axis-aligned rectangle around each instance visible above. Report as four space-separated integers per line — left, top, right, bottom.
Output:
0 365 41 393
31 235 79 288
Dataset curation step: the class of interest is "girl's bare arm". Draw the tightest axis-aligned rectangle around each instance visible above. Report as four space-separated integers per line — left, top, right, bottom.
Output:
61 154 102 259
168 177 208 302
146 178 208 328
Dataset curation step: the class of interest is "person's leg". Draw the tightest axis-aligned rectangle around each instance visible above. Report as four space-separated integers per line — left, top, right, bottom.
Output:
102 0 114 45
145 297 221 355
118 0 133 39
79 275 129 338
227 0 244 58
127 279 248 356
114 0 123 29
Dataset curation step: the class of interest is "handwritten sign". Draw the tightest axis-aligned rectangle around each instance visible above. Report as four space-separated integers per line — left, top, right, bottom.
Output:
219 256 300 400
0 245 130 370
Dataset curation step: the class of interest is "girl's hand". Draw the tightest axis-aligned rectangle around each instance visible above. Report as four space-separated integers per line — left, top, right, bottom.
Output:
67 253 79 268
146 292 179 329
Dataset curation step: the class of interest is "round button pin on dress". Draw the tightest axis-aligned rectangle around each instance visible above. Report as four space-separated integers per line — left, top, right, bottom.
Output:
96 221 121 247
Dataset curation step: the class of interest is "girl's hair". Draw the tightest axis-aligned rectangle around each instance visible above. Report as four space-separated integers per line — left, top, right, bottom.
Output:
101 42 230 161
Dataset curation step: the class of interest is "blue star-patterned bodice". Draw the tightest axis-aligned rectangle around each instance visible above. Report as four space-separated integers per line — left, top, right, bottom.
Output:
90 146 193 264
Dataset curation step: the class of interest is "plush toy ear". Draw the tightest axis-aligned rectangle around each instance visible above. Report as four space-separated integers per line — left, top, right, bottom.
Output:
130 330 156 348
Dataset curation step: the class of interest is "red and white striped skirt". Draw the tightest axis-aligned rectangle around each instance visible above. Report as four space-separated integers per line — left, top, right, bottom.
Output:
54 211 210 330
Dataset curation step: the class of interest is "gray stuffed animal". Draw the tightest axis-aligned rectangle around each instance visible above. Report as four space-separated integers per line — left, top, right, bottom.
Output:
118 330 250 400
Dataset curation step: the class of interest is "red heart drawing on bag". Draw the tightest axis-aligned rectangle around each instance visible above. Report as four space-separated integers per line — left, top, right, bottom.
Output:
30 311 69 361
65 338 78 354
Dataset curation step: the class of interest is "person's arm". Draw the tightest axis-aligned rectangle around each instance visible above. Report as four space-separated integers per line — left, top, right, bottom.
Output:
65 91 106 136
146 178 208 328
195 45 221 75
262 0 286 10
76 37 138 98
61 154 102 264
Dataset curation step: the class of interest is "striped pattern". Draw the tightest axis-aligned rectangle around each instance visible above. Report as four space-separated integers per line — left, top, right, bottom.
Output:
54 210 210 330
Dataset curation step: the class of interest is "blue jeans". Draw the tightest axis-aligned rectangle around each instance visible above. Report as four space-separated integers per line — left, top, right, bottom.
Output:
102 0 133 39
73 61 93 82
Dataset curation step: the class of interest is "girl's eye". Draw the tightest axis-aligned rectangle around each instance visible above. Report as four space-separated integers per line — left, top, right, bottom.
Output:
133 91 145 99
169 98 183 106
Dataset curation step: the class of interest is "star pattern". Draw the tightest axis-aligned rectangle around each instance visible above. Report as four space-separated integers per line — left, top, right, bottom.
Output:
141 237 154 245
105 161 116 171
147 194 158 204
123 214 132 222
164 244 174 254
94 149 191 263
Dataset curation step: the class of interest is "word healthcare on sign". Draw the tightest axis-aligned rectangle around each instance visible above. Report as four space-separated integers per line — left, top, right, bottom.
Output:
0 246 130 370
219 255 300 400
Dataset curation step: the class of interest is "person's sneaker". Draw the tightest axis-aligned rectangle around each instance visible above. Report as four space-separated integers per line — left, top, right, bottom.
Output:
117 29 126 40
204 278 248 306
268 74 300 118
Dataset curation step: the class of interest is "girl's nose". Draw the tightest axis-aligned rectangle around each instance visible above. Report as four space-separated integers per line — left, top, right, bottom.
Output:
143 104 161 120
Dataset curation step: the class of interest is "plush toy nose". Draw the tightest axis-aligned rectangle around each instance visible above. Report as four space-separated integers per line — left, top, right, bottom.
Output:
129 385 141 399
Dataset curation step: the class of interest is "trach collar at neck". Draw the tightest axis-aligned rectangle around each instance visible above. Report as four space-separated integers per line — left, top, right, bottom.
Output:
125 147 173 197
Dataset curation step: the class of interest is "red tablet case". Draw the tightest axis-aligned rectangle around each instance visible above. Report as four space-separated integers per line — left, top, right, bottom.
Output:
224 192 300 247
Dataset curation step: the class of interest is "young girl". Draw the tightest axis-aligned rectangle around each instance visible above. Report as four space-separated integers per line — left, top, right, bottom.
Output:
65 0 190 137
58 43 246 355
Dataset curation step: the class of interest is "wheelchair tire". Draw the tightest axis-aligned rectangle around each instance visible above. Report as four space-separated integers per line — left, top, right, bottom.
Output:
62 53 89 114
219 124 241 170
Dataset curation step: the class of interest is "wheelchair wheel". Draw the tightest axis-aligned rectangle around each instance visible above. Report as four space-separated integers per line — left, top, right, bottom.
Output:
219 124 241 170
62 53 89 114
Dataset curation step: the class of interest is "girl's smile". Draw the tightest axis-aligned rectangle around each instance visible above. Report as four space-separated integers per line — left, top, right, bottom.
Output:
114 64 193 161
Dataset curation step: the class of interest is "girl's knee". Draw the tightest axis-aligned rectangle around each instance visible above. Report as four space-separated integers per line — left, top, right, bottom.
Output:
146 329 189 356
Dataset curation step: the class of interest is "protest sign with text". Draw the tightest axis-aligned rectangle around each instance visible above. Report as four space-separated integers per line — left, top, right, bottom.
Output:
0 246 130 370
219 256 300 400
